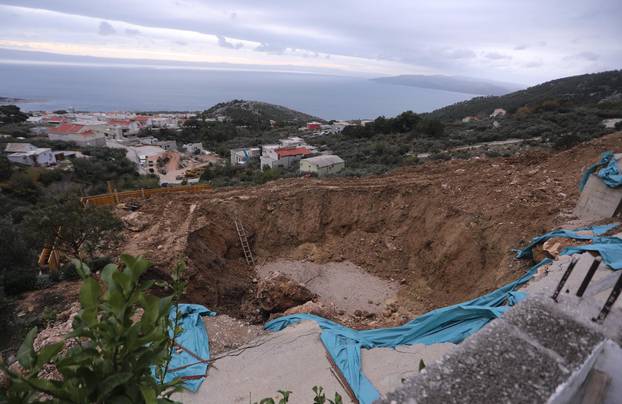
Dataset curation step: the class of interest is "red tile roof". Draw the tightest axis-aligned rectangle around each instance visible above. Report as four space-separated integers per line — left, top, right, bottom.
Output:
48 123 85 135
276 147 312 158
108 119 132 126
134 115 150 122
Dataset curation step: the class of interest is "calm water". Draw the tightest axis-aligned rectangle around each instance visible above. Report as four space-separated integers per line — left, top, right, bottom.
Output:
0 64 477 119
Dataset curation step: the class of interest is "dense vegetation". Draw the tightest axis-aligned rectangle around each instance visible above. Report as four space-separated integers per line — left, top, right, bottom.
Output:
429 70 622 120
205 99 322 126
0 112 158 304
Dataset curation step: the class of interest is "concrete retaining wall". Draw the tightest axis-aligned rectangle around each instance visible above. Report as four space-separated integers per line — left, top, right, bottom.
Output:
574 174 622 220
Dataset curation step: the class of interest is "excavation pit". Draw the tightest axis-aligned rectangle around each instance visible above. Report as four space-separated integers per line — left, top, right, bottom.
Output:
117 136 622 327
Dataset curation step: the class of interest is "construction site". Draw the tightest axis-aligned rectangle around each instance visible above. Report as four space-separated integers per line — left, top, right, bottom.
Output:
16 132 622 403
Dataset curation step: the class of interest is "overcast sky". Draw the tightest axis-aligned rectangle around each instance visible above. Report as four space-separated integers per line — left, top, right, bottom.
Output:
0 0 620 85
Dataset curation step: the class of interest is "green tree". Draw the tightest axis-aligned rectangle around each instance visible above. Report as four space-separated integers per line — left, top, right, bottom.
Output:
23 198 122 260
0 217 37 296
0 105 28 124
0 154 12 181
1 172 41 204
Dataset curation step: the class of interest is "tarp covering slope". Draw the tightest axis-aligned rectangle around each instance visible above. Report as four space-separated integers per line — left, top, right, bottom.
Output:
162 304 216 392
265 259 551 404
513 224 618 259
562 236 622 270
579 151 622 191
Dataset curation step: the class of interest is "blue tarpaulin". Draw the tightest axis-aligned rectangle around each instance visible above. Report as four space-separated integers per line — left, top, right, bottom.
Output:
265 259 551 404
513 224 618 259
561 236 622 270
162 304 216 392
579 151 622 191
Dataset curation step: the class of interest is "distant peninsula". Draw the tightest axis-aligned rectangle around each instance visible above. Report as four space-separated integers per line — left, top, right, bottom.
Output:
0 96 29 104
371 74 522 96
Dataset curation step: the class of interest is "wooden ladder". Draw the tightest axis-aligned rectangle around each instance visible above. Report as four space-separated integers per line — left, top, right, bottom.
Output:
234 218 255 267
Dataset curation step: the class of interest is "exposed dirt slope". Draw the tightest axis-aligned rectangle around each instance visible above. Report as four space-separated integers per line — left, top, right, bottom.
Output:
118 132 622 322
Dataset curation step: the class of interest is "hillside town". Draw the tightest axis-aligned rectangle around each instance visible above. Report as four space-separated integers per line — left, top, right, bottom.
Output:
3 111 349 185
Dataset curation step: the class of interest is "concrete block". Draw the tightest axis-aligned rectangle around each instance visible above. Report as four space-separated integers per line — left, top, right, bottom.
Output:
574 174 622 220
362 343 454 397
379 298 607 404
502 298 604 368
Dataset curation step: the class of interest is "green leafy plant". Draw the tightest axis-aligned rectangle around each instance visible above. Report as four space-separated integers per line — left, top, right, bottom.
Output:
254 390 292 404
1 255 185 403
254 386 342 404
312 386 342 404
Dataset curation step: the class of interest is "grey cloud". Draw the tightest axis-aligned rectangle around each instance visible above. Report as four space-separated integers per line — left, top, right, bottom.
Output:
2 0 622 84
254 42 286 54
485 52 512 60
98 21 116 36
563 51 600 61
125 28 140 36
525 60 543 68
442 48 476 59
217 35 243 49
576 51 599 61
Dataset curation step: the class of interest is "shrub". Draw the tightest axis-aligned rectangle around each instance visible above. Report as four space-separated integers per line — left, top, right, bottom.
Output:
0 155 11 181
3 269 38 296
39 169 63 186
1 255 186 403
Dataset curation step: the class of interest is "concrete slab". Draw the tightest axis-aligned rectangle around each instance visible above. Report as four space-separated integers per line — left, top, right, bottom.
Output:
174 321 353 404
362 343 454 397
257 260 399 315
574 174 622 220
520 254 622 343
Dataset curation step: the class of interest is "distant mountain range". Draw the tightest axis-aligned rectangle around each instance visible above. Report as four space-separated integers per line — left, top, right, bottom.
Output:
372 74 522 96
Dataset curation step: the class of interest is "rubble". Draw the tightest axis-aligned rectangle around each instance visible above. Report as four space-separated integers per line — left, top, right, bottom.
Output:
255 272 316 314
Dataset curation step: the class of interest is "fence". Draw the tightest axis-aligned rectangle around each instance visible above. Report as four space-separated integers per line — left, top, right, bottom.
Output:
80 184 211 207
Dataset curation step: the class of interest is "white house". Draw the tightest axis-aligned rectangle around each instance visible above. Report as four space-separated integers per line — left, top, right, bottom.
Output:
260 146 313 170
279 137 306 148
107 119 141 136
155 140 177 151
490 108 507 118
300 155 345 176
4 143 56 167
48 124 106 147
230 147 261 166
183 143 205 155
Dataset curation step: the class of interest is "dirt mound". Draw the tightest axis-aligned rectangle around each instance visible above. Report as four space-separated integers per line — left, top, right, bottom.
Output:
116 132 622 324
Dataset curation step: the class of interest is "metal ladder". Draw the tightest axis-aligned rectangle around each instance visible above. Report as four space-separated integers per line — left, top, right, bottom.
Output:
234 218 255 266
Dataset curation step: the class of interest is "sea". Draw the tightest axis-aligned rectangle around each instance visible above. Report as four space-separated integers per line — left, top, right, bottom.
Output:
0 64 478 120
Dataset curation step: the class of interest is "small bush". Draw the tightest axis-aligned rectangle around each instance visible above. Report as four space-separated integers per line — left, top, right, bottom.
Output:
39 170 63 186
3 269 38 296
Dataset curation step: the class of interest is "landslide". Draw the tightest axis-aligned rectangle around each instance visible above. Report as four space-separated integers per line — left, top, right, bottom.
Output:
120 132 622 322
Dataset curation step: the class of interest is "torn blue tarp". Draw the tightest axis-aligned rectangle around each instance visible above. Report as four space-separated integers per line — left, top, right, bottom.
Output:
161 304 216 392
579 151 622 191
513 223 618 259
265 259 551 404
561 236 622 270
